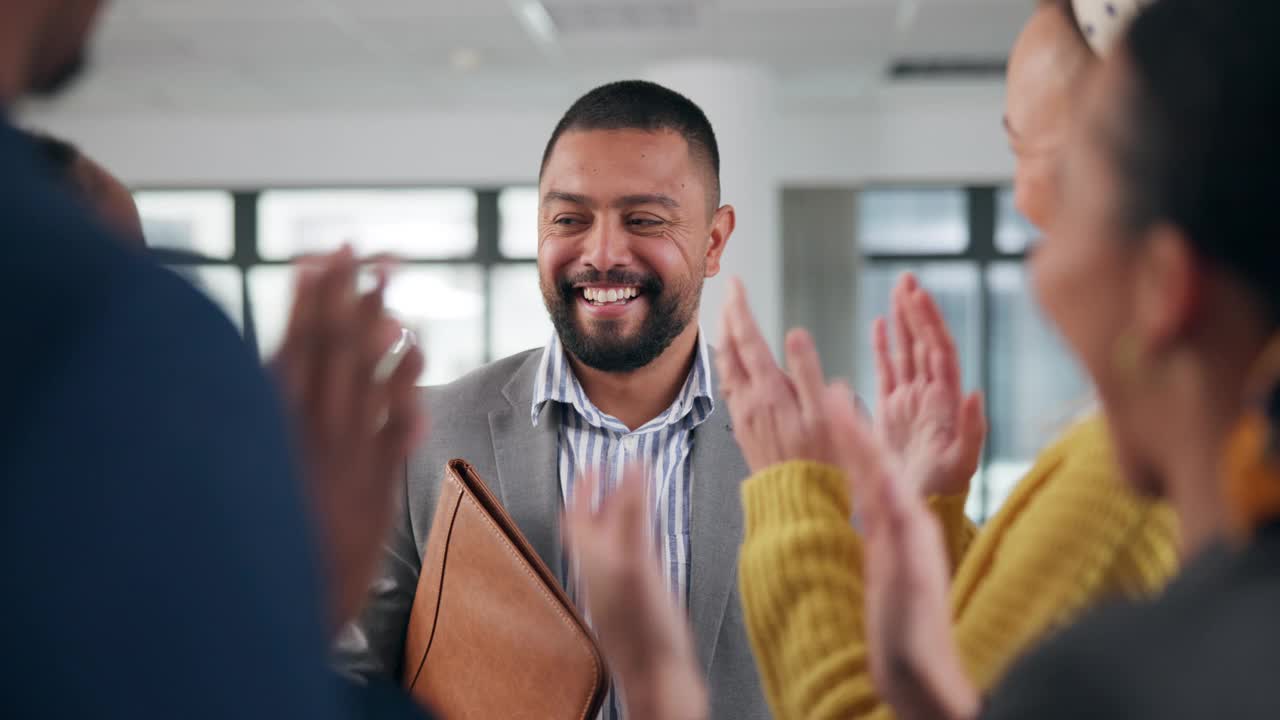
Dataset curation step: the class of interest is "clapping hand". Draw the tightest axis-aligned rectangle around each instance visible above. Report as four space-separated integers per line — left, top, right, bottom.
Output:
825 379 980 720
272 246 427 628
872 274 986 498
563 468 708 720
717 277 845 474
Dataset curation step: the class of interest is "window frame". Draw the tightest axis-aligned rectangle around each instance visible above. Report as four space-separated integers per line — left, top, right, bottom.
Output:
142 187 538 364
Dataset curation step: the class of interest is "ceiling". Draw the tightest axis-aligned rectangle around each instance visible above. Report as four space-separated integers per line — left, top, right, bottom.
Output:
35 0 1028 114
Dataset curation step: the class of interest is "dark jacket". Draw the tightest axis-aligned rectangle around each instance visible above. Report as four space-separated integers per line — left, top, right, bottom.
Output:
0 120 430 720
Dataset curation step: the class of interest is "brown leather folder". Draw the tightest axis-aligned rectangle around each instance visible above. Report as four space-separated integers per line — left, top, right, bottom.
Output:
402 459 609 719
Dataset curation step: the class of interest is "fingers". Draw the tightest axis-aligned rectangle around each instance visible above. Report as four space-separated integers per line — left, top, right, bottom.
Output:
872 317 896 405
908 288 962 397
716 315 750 399
567 470 600 532
784 328 827 420
612 465 651 548
891 273 919 384
565 466 652 553
354 282 396 428
725 277 782 382
310 247 361 436
274 261 325 404
373 342 426 482
825 380 882 506
959 391 987 462
914 333 932 385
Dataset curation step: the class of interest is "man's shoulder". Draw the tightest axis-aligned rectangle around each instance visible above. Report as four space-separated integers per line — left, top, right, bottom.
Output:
420 347 543 410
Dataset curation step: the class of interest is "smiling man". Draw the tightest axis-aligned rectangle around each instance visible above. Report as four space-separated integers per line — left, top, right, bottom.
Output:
339 80 768 719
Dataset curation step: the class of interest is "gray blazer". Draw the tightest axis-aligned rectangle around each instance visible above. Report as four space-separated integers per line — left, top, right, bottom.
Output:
337 348 770 720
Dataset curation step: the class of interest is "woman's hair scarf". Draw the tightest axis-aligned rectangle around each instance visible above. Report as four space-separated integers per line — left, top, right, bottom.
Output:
1072 0 1152 55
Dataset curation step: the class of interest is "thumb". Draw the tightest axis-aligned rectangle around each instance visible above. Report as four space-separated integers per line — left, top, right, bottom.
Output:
825 381 882 516
959 392 987 456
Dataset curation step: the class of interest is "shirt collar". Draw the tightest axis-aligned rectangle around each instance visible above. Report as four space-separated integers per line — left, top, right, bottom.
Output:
531 331 715 432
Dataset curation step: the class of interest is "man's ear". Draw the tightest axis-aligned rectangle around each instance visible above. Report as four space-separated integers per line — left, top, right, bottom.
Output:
704 204 735 278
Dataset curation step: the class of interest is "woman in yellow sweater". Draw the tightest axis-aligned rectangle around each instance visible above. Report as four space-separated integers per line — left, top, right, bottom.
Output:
718 2 1179 719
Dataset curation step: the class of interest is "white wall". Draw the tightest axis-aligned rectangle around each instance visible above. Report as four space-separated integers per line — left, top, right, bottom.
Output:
21 84 1014 188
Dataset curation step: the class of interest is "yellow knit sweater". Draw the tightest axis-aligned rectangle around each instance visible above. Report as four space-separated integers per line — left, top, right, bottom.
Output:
738 415 1179 720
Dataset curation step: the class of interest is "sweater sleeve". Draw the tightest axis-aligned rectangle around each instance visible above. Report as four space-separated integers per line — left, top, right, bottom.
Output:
930 493 978 574
948 416 1179 690
738 461 889 720
737 417 1180 720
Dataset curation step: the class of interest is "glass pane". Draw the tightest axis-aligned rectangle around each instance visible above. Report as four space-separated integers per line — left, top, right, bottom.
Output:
167 265 244 332
984 262 1091 517
857 189 968 255
134 191 234 259
248 264 485 385
499 187 539 259
995 187 1039 253
490 264 552 360
257 189 478 260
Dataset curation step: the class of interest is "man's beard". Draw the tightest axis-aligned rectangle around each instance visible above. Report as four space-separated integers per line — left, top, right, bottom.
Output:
542 269 699 373
30 52 87 97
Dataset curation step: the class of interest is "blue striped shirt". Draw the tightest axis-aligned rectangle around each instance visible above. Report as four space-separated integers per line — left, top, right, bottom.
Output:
531 332 714 719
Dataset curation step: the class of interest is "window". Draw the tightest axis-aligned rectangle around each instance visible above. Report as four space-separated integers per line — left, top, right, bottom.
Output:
499 187 540 259
258 189 477 260
135 190 235 258
858 188 969 254
136 188 545 386
995 187 1039 253
986 262 1090 507
490 264 553 358
855 187 1082 522
247 265 485 386
134 190 243 330
170 265 245 332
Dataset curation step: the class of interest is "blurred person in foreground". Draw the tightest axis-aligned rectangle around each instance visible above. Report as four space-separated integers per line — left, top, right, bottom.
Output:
568 0 1280 716
0 2 434 718
25 130 143 243
723 2 1178 719
713 3 1175 719
849 0 1280 715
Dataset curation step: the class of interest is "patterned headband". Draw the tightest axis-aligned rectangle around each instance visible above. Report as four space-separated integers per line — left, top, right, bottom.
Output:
1071 0 1152 55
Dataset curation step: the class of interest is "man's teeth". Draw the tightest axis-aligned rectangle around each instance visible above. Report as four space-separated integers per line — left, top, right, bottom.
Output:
583 287 639 304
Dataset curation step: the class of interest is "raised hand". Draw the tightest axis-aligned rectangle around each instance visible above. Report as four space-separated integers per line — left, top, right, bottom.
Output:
873 274 986 497
718 277 841 473
271 246 427 629
562 468 708 720
825 383 980 720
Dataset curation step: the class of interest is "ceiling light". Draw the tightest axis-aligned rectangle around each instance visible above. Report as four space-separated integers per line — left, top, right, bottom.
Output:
895 0 920 31
450 48 482 71
509 0 560 54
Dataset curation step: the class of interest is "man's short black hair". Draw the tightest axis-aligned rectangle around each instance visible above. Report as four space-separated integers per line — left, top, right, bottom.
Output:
540 80 721 207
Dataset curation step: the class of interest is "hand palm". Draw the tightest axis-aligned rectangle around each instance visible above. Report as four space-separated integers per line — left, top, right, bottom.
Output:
876 376 973 496
827 385 978 720
873 276 985 498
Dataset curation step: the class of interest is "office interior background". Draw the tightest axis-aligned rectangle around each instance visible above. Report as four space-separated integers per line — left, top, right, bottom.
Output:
21 0 1088 522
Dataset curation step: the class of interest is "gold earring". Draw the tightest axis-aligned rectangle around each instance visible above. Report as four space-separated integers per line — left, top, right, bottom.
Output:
1223 333 1280 537
1223 411 1280 539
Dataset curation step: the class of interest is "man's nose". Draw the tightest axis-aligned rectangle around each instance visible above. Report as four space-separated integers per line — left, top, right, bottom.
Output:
581 219 634 271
